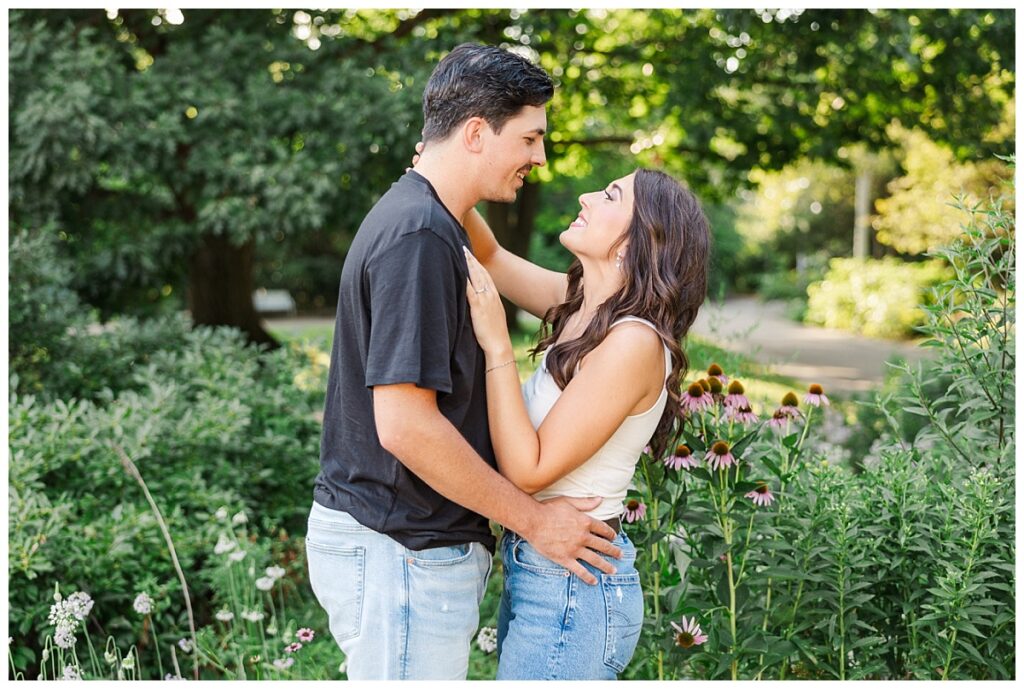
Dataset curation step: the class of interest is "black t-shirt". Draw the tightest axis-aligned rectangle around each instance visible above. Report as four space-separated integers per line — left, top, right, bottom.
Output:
313 170 496 552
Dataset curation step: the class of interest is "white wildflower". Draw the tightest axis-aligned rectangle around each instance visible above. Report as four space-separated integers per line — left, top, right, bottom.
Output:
213 534 236 555
215 610 235 622
265 566 286 580
133 593 153 615
242 610 265 623
178 638 193 653
42 648 51 662
48 600 76 630
228 550 246 562
338 657 348 674
255 577 275 592
62 665 82 681
215 506 229 520
232 511 248 525
54 627 77 649
476 626 497 654
272 657 294 670
266 624 277 636
104 650 117 664
121 653 135 670
67 592 94 621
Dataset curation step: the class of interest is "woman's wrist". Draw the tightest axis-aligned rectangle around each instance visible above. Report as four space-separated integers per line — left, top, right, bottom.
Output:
484 346 515 367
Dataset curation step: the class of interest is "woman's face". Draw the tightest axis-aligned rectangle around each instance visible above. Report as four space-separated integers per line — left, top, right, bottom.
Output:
559 172 636 263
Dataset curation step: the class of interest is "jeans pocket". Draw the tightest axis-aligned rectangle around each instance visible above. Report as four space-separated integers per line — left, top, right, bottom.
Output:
601 572 643 674
407 542 474 567
511 538 568 576
306 539 366 643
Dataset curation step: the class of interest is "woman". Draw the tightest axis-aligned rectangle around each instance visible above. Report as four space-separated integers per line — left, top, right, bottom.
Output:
460 167 710 679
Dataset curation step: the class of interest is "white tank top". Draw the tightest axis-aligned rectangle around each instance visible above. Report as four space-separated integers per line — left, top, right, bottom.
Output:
526 317 671 520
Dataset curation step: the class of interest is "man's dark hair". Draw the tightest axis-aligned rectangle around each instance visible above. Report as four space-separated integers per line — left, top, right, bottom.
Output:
421 43 554 143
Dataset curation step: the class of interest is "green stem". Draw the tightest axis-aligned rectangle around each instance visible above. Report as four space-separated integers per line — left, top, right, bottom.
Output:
754 576 773 680
150 615 165 679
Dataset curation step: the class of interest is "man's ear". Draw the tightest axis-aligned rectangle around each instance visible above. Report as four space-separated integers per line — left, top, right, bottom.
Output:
461 116 487 153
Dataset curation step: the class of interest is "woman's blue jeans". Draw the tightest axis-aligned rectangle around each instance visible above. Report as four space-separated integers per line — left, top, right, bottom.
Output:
496 529 644 679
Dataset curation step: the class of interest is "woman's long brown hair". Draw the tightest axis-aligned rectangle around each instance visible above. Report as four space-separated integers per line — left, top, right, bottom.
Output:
531 168 711 458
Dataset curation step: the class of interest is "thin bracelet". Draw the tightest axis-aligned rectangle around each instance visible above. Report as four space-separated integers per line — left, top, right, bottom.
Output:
486 359 515 374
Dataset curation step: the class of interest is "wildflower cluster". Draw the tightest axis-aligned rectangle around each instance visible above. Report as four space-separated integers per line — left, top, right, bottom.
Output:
624 362 831 679
48 589 94 650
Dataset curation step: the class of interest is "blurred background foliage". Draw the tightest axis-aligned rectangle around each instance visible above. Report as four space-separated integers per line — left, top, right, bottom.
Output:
8 8 1015 342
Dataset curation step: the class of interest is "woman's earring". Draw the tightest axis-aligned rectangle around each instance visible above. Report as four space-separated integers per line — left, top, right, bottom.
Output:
615 252 624 271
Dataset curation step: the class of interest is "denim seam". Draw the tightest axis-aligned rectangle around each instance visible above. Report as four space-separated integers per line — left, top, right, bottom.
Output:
400 551 411 680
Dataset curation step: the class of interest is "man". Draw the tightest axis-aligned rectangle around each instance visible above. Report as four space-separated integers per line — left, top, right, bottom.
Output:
305 43 622 680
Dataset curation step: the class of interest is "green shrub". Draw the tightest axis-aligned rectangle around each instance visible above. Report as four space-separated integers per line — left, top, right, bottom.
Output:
8 325 326 676
805 257 952 338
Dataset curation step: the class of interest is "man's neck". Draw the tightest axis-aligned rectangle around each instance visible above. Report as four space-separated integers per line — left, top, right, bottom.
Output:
412 153 480 223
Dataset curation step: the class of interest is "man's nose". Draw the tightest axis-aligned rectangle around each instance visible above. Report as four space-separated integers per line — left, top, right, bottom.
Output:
532 142 547 167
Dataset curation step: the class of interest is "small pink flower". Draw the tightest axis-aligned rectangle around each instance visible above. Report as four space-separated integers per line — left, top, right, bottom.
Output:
680 382 714 414
664 444 699 471
804 383 830 407
623 499 647 523
705 441 736 471
745 482 776 507
777 391 802 418
723 380 750 408
284 642 302 654
295 628 315 643
726 404 758 425
767 410 790 432
671 615 709 648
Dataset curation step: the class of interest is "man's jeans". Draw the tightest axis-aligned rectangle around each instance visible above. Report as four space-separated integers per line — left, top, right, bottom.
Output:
305 501 492 680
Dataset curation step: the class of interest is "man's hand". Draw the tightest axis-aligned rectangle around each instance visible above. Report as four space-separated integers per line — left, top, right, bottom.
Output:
524 496 624 585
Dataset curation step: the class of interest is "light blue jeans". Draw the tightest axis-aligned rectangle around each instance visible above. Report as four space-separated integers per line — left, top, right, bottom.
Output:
305 502 492 680
496 529 644 680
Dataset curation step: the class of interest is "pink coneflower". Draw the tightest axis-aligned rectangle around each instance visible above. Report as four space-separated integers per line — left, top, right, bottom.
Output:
295 628 315 643
767 410 790 432
706 363 729 385
284 642 302 654
726 404 758 425
623 499 647 523
670 616 709 648
775 391 802 419
723 380 750 408
707 376 724 398
681 382 713 414
705 441 736 471
745 482 776 507
804 383 830 407
664 444 700 470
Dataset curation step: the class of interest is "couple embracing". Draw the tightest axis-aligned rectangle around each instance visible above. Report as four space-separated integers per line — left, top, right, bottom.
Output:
305 43 710 680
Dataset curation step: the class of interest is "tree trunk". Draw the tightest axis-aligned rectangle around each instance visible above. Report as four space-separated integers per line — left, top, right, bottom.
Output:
486 179 541 332
853 169 872 259
188 233 278 348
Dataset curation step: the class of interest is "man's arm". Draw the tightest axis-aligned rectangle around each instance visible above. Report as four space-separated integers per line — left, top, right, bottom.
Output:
373 383 621 584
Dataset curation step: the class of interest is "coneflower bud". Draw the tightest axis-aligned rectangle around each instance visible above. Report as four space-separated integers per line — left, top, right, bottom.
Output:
781 392 799 407
708 377 723 394
697 378 711 392
727 380 744 395
707 363 724 377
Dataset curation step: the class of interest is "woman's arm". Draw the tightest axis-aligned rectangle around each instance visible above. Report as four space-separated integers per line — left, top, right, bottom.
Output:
463 207 569 319
464 250 663 494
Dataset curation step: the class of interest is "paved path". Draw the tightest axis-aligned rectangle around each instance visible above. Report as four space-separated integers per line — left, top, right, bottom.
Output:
689 296 929 395
267 296 929 396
